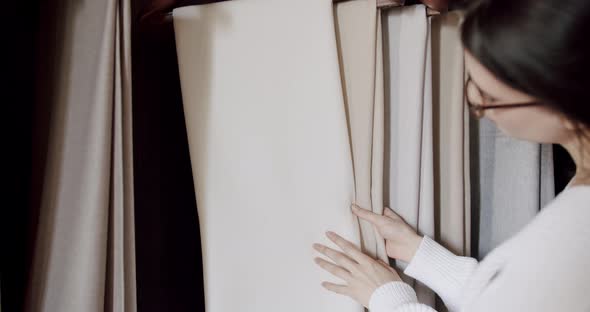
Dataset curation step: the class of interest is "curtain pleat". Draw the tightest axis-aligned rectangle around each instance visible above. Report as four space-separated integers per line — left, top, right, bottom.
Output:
26 0 136 311
334 0 388 263
382 4 436 308
429 11 471 312
430 11 471 259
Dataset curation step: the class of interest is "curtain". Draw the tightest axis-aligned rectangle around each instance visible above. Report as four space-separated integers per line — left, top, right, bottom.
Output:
334 0 388 263
173 1 472 311
173 0 362 311
25 0 136 311
473 119 555 259
430 11 471 312
382 5 437 308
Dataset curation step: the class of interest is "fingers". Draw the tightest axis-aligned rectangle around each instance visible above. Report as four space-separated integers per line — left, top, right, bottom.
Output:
351 204 387 225
314 257 352 281
313 242 358 272
383 207 399 219
325 231 371 264
321 281 349 295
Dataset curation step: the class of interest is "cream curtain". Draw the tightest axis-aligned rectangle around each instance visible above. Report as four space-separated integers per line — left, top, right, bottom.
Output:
174 1 472 311
334 0 388 263
26 0 136 311
174 0 361 311
382 4 437 308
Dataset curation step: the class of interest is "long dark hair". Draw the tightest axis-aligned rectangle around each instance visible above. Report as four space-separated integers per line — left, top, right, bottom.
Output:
460 0 590 132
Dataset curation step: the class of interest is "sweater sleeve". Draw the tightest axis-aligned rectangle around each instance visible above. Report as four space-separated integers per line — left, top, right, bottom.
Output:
368 281 438 312
402 235 479 312
368 235 479 312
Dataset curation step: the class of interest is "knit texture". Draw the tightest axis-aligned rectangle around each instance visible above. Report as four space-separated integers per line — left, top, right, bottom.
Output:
368 185 590 312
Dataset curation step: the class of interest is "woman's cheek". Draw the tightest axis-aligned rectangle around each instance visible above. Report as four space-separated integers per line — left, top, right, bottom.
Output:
492 109 569 144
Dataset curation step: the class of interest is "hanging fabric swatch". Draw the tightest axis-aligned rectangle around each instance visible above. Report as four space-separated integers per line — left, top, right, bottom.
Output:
174 0 365 310
333 0 388 263
382 4 436 308
474 119 556 259
429 11 471 312
26 0 136 311
430 11 472 259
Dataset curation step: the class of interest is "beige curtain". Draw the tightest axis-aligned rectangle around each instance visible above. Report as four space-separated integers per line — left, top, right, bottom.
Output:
430 11 471 312
431 11 472 259
26 0 136 311
334 0 388 263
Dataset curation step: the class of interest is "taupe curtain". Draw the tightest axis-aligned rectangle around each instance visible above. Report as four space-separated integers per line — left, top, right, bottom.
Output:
26 0 136 311
430 11 471 312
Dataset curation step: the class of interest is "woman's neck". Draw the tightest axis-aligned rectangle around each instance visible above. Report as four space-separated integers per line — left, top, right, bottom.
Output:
560 131 590 187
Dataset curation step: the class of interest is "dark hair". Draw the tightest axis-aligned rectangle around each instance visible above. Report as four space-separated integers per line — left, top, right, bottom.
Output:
460 0 590 131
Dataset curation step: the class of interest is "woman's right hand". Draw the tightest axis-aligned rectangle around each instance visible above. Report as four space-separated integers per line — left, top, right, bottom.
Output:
351 204 423 264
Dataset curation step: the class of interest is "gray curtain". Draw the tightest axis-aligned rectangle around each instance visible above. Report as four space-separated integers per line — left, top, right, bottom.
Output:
26 0 136 311
472 118 555 259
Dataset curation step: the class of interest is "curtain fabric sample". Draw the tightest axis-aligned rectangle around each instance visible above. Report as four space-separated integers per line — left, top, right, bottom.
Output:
174 0 366 311
382 5 436 308
474 118 555 259
430 11 471 312
334 0 388 263
25 0 136 311
430 11 471 258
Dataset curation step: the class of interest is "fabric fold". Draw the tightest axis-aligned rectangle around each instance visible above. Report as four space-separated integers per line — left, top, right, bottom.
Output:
334 0 387 262
26 0 136 311
382 4 436 308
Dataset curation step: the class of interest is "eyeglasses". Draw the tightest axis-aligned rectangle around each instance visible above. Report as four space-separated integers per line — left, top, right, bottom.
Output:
464 74 541 119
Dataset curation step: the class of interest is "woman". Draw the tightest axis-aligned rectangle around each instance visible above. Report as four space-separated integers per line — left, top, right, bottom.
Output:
312 0 590 311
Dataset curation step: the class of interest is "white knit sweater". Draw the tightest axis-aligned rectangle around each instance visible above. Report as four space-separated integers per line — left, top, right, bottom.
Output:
368 184 590 312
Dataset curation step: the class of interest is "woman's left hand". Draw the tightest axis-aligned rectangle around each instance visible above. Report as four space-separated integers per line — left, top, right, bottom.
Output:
312 231 403 308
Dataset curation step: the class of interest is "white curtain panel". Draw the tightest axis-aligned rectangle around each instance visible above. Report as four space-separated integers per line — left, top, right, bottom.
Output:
26 0 136 311
174 0 366 311
382 4 436 308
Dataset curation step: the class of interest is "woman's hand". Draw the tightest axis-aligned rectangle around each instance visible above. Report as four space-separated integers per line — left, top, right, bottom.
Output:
352 204 423 263
312 231 403 308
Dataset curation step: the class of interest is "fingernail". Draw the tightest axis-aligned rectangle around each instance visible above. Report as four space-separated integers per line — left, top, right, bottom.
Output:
351 204 359 210
326 231 334 236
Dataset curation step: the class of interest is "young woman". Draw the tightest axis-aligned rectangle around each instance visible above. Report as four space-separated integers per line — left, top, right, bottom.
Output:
312 0 590 311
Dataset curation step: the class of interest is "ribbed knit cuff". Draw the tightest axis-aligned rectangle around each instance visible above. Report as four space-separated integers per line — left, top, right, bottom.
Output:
403 235 478 311
368 281 418 312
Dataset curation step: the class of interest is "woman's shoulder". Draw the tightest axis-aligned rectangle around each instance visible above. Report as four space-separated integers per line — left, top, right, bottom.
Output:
504 184 590 271
463 186 590 311
534 184 590 234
